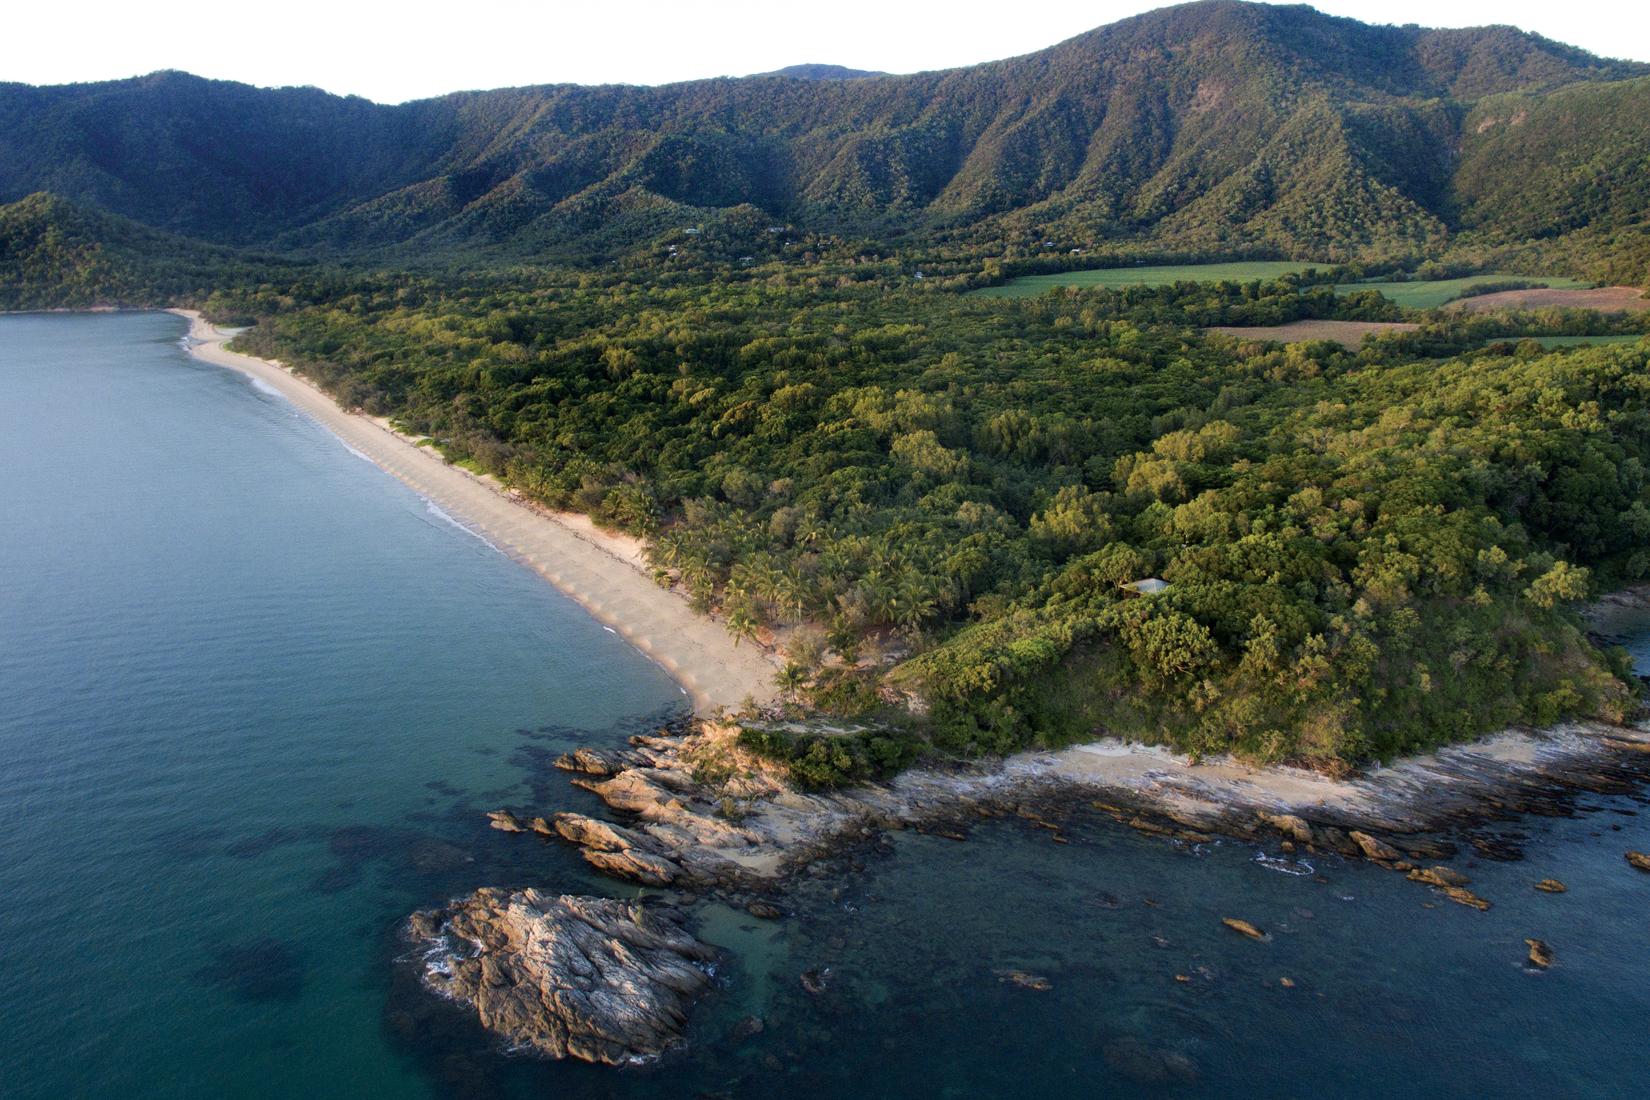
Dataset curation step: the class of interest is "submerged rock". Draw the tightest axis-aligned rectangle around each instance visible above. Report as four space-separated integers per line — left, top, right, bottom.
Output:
729 1015 765 1042
995 969 1053 991
1103 1036 1200 1085
406 888 716 1065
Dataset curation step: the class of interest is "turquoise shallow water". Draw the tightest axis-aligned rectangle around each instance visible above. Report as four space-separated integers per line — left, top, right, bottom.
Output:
4 313 1650 1099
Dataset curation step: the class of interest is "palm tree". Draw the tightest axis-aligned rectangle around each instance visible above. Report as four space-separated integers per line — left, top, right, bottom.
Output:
775 663 809 697
725 595 761 647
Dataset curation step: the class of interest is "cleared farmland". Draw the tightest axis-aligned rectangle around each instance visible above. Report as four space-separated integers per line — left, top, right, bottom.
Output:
1334 275 1589 310
1450 286 1650 314
972 261 1319 297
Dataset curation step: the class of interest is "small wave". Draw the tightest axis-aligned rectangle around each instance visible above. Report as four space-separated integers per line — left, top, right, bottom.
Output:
247 375 284 398
424 500 503 554
603 626 618 634
1252 852 1315 877
340 441 375 464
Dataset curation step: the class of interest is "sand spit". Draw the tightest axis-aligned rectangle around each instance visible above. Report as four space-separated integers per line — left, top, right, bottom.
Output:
169 309 778 713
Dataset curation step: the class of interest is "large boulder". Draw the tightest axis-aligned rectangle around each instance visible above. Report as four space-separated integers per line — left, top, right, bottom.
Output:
407 889 716 1065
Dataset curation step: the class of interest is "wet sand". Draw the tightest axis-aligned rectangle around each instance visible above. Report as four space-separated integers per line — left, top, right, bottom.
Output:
170 309 778 713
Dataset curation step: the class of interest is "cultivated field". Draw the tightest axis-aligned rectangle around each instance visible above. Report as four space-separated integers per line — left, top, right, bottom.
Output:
1450 286 1650 314
974 261 1318 298
1206 320 1420 349
1334 275 1589 310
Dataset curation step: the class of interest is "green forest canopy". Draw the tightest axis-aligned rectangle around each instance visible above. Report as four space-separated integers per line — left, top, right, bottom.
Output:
192 266 1650 780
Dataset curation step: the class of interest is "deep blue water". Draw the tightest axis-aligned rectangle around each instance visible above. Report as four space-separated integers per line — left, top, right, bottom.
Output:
4 313 1650 1099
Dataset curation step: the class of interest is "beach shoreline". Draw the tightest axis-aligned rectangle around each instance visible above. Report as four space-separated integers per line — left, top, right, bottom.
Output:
168 308 779 713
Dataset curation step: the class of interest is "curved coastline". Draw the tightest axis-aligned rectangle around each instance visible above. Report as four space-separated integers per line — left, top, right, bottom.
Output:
168 308 778 713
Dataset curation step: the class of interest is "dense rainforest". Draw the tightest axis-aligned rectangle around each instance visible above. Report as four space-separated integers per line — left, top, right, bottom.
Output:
5 1 1650 779
193 264 1646 779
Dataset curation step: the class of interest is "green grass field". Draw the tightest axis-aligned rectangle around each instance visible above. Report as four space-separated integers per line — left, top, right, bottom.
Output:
1486 333 1646 349
1334 274 1589 310
972 261 1319 298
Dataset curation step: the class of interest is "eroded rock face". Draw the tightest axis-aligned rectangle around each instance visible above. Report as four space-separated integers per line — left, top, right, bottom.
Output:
407 889 716 1065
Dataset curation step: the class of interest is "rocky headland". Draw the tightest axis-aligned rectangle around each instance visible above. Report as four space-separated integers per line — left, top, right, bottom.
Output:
413 588 1650 1065
405 889 717 1065
522 717 1650 899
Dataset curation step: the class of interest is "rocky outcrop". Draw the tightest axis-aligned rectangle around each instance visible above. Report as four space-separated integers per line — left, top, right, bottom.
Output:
551 813 685 886
1526 939 1555 969
1349 830 1405 863
406 889 716 1065
487 810 526 833
1222 918 1268 941
472 713 1650 925
1628 851 1650 873
1443 886 1492 911
553 747 626 776
1408 866 1471 888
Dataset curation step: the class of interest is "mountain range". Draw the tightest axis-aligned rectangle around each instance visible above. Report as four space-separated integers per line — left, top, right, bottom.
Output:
2 0 1649 266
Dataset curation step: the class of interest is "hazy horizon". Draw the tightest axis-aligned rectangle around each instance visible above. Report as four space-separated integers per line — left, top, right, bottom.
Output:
5 0 1648 104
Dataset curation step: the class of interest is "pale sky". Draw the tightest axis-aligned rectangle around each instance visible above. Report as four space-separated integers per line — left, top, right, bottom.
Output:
7 1 1648 102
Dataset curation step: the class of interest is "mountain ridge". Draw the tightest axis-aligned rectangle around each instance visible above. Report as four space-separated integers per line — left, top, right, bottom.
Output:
2 1 1647 266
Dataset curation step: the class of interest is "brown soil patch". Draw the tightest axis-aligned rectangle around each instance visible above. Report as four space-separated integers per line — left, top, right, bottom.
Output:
1450 286 1650 314
1206 320 1419 350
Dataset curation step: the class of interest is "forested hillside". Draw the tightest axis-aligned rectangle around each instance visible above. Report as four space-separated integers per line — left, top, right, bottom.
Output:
2 1 1647 267
198 265 1649 775
0 192 298 310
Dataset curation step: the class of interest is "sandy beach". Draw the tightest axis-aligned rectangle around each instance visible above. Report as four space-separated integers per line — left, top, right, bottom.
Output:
169 309 778 713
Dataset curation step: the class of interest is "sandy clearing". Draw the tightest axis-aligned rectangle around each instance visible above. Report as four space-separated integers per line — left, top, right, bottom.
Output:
1206 320 1420 349
1449 286 1650 314
169 309 779 714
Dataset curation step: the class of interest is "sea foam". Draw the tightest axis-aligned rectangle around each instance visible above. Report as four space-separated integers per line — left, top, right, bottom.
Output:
424 499 503 554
